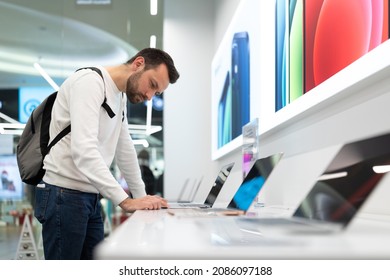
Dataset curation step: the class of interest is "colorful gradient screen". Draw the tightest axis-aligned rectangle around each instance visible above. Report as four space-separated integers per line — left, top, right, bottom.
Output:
305 0 389 93
276 0 389 111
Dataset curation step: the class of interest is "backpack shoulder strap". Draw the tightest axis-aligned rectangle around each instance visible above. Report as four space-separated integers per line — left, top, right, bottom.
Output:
45 67 117 157
76 67 115 118
45 124 71 157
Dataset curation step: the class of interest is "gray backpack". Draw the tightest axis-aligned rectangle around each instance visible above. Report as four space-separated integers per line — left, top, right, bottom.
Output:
16 67 115 185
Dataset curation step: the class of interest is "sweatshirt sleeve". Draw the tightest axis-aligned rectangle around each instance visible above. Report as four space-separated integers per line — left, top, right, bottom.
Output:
115 110 147 198
68 72 129 206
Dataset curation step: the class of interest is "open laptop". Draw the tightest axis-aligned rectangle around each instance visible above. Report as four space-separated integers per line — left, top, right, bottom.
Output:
167 162 235 209
175 177 203 203
168 152 284 216
210 132 390 242
174 178 191 203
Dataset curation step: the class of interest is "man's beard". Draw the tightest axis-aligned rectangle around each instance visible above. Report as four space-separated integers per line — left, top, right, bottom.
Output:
125 70 146 104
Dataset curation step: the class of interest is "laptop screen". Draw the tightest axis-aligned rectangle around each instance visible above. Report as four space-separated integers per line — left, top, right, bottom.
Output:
204 162 235 206
227 153 284 211
294 132 390 226
176 178 191 202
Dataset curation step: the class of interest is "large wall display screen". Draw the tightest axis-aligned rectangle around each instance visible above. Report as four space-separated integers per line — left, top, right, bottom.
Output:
0 155 23 201
19 87 53 123
0 89 19 121
212 0 261 160
275 0 304 111
276 0 389 112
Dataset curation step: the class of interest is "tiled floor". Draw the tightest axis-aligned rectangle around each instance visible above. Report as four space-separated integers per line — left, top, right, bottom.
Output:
0 225 20 260
0 210 126 260
0 222 43 260
0 214 123 260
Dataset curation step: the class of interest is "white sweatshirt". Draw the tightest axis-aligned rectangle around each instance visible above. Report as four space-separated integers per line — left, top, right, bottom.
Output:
43 67 146 205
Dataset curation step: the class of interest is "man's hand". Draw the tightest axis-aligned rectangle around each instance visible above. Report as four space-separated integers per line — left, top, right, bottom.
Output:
119 195 168 212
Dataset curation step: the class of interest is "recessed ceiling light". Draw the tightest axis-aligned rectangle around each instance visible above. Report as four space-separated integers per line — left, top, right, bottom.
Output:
150 0 158 15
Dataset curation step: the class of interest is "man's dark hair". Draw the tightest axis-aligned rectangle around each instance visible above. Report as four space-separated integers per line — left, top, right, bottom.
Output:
126 48 180 84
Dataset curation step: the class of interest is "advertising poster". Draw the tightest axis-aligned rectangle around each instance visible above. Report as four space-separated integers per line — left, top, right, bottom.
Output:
211 0 262 160
0 155 23 201
275 0 389 112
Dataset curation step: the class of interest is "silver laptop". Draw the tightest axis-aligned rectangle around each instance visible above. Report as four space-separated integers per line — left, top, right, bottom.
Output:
174 178 191 203
175 177 203 203
210 132 390 243
168 162 235 209
168 153 283 216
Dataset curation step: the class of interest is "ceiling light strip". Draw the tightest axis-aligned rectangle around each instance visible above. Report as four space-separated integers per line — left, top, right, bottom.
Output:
133 139 149 148
0 112 20 124
33 63 60 91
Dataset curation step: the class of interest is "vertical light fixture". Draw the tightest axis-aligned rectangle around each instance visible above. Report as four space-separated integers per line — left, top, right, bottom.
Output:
145 99 153 135
147 34 156 133
150 0 158 15
150 35 157 48
147 0 158 136
147 34 156 134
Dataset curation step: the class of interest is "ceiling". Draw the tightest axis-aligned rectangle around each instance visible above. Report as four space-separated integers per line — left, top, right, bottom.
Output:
0 0 164 88
0 0 165 146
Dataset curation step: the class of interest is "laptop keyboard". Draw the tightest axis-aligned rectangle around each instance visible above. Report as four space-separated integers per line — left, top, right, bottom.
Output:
236 217 340 233
178 203 209 208
209 218 297 246
168 208 218 217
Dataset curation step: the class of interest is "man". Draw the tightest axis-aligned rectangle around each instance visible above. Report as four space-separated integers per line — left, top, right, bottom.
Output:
34 48 179 260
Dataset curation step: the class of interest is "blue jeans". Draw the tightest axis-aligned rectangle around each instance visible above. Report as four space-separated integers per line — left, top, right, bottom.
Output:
34 183 104 260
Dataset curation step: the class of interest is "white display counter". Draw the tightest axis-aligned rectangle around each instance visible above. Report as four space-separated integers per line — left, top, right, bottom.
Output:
94 209 390 260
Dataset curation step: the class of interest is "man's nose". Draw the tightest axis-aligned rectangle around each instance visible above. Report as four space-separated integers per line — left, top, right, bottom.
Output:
146 91 154 101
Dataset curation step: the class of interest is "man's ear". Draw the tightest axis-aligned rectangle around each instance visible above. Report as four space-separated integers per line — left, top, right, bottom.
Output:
132 56 145 70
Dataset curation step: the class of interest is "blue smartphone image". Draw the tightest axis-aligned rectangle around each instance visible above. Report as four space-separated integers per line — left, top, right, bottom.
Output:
218 71 232 148
231 31 250 139
275 0 288 111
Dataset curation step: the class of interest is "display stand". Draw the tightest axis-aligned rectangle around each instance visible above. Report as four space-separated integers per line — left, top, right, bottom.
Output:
242 118 259 178
242 118 263 207
37 233 45 259
37 232 43 250
0 201 4 226
14 215 39 260
104 214 112 237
